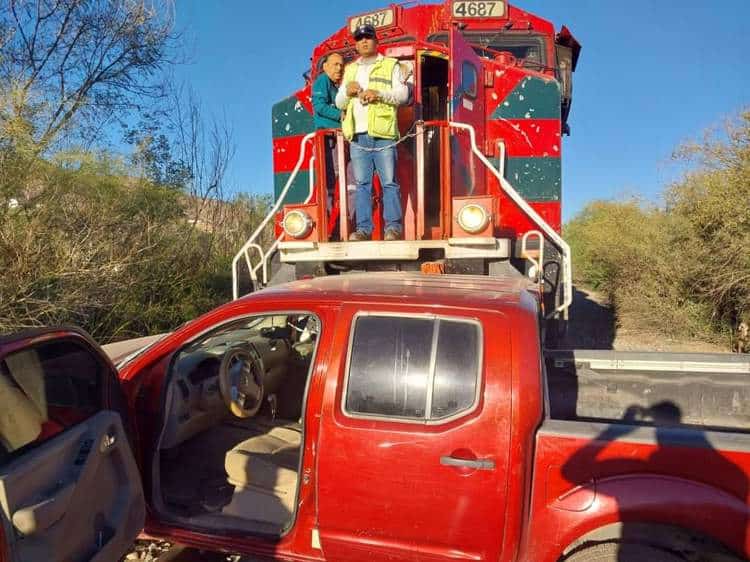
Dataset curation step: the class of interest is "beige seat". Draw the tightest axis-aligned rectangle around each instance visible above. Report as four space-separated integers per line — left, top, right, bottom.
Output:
222 426 302 528
0 353 47 453
0 374 43 452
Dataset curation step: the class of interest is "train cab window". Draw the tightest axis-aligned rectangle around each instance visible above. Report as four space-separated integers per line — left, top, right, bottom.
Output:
461 61 478 98
428 31 547 70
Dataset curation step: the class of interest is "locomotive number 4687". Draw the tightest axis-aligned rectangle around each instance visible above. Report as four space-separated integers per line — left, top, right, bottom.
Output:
349 8 395 32
452 0 506 18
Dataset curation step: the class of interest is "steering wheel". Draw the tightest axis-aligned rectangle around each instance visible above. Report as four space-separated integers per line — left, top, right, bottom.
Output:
218 346 264 418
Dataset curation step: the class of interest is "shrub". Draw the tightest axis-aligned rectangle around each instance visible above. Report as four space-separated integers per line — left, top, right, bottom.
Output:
567 111 750 344
0 155 271 342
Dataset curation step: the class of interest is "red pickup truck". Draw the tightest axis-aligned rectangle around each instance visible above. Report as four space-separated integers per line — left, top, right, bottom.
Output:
0 273 748 562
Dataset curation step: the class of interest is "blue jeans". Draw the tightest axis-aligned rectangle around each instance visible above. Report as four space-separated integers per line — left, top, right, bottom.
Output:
350 133 402 236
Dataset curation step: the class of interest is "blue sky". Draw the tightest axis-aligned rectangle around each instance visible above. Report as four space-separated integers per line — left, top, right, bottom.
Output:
174 0 749 222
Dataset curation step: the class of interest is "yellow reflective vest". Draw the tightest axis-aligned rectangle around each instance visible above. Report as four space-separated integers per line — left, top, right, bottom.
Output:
342 56 399 141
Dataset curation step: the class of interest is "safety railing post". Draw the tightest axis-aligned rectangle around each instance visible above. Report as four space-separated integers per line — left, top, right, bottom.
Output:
336 132 349 241
416 122 425 240
231 131 316 300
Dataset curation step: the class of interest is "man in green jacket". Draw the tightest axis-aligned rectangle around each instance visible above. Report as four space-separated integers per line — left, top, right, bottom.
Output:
312 53 344 214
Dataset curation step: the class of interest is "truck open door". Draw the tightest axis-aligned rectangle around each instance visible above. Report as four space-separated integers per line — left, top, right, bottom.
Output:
450 28 486 198
0 328 145 562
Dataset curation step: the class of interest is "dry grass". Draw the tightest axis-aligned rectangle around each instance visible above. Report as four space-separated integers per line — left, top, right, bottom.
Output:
0 154 271 342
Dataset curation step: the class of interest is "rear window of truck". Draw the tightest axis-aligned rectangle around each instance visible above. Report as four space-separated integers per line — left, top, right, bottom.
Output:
344 315 482 423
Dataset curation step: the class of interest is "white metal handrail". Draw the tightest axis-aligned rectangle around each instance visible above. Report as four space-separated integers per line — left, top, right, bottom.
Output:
521 230 545 283
448 121 573 316
521 229 546 310
232 121 572 318
232 131 316 300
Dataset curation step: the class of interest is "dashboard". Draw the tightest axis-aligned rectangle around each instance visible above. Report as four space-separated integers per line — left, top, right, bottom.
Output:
158 317 319 450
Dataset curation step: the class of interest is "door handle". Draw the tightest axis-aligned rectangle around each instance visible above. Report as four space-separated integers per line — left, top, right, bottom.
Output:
12 482 75 535
440 455 495 471
100 431 117 453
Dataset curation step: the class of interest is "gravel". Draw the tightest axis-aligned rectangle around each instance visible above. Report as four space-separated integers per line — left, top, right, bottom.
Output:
121 540 270 561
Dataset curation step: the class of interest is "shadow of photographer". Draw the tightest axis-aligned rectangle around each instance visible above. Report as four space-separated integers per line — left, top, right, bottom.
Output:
561 401 748 561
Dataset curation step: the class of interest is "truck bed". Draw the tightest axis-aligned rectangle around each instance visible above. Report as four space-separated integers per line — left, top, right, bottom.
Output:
528 350 750 561
545 350 750 432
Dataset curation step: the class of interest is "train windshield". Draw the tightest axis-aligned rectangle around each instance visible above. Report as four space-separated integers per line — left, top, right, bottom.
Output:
428 31 547 70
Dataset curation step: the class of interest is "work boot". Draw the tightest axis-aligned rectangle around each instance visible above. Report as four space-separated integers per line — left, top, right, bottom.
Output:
384 228 402 241
349 230 370 241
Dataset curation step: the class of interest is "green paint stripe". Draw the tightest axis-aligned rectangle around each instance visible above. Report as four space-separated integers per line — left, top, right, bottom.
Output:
274 171 311 205
272 95 314 138
502 157 561 201
492 77 561 120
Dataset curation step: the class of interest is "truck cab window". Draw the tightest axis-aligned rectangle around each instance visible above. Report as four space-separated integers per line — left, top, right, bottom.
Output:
432 320 480 419
346 316 432 419
345 315 482 422
0 340 102 461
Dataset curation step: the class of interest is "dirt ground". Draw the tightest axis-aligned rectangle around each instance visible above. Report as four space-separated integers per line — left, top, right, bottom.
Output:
122 540 271 561
558 286 729 353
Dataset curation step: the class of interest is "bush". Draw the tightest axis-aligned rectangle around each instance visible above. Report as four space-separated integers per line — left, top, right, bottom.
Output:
566 111 750 344
566 199 712 338
0 0 273 343
0 155 271 343
667 112 750 333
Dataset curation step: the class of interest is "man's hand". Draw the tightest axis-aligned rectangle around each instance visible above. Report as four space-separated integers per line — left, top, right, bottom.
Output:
346 81 362 97
359 89 380 104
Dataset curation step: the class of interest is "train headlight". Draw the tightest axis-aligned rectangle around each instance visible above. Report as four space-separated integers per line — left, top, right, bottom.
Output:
457 204 490 234
283 210 313 239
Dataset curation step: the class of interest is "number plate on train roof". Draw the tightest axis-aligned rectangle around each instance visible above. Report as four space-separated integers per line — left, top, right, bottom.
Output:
348 8 396 33
452 1 506 18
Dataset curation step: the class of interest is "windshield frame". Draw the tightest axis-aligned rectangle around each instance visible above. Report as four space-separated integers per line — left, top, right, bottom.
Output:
427 30 549 71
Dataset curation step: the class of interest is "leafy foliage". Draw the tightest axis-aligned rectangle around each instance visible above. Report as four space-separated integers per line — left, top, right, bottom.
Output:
0 0 176 150
0 153 271 342
0 1 271 343
567 111 750 346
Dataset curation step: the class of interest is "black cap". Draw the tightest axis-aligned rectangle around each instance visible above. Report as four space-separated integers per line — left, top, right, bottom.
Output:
353 24 377 41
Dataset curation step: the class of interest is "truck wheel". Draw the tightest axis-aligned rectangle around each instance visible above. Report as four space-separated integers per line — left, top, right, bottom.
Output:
562 542 683 562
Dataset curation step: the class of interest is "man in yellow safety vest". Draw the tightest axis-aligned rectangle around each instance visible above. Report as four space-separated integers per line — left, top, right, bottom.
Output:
335 24 408 241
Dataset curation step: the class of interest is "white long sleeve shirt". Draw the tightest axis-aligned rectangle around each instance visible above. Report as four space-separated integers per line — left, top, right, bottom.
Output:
335 54 409 135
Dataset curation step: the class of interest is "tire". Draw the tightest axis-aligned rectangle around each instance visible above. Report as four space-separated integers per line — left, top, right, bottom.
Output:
563 542 684 562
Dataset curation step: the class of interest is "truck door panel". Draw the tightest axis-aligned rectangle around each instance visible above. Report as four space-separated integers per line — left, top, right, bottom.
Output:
0 330 145 562
0 411 144 562
316 306 511 561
